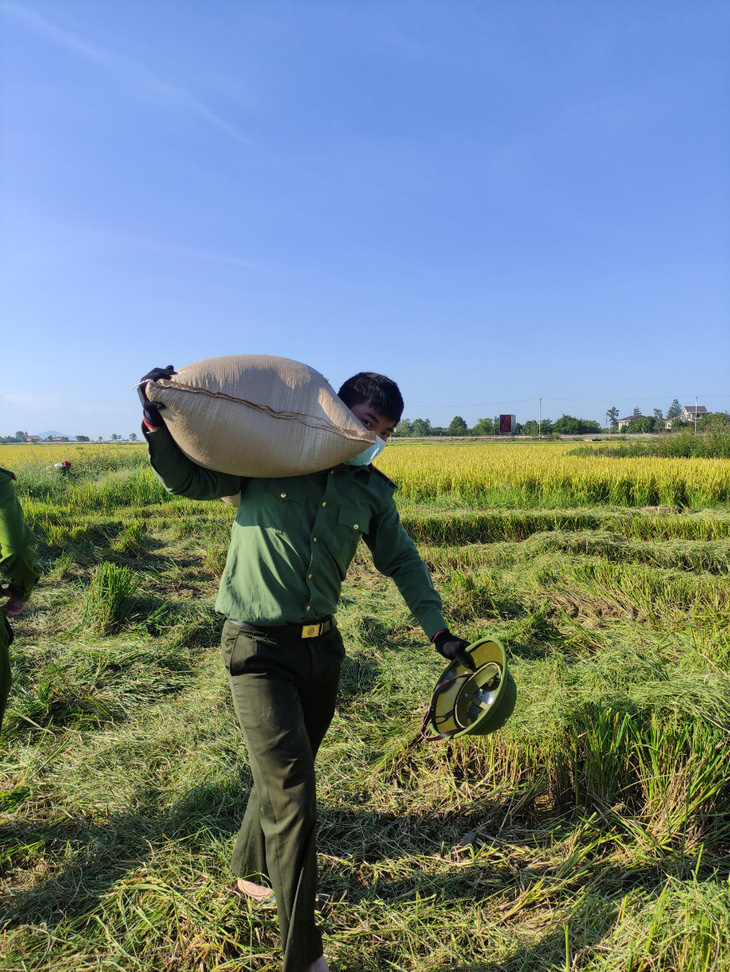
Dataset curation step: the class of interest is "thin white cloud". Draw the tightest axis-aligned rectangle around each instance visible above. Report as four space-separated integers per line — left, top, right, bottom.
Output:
2 2 256 146
0 389 58 409
0 388 131 415
103 231 278 274
48 222 304 277
67 402 134 416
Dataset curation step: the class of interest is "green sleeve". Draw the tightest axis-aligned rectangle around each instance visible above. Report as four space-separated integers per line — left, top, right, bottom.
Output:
0 471 40 602
142 424 244 500
364 495 446 640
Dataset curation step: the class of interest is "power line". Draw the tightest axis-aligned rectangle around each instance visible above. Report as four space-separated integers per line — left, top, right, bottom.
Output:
408 394 730 408
541 395 730 402
410 397 535 408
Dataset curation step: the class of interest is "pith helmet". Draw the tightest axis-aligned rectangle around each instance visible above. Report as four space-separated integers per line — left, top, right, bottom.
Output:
422 637 517 741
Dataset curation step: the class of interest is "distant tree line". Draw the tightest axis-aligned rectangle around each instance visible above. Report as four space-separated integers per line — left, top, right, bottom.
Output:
394 415 604 437
395 399 729 437
607 400 729 434
0 432 141 444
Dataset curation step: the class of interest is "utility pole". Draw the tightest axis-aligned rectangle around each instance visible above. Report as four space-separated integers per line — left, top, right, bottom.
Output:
538 397 542 437
695 395 698 434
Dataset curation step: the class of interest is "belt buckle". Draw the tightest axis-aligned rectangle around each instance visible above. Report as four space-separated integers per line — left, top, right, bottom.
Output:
302 623 321 638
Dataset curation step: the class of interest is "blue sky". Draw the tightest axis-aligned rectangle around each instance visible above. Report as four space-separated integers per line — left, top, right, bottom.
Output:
1 0 728 437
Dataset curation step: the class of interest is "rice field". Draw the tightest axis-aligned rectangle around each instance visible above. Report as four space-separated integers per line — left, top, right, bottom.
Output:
1 440 729 971
378 441 730 507
0 442 145 470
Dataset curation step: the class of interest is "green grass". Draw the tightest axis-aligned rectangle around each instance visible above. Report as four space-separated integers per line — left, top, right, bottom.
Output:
1 450 729 971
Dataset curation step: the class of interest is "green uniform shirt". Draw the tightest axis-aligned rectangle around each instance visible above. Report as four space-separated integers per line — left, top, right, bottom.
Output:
0 469 40 603
144 426 446 639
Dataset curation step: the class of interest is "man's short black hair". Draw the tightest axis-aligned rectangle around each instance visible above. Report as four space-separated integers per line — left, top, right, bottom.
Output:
337 372 404 423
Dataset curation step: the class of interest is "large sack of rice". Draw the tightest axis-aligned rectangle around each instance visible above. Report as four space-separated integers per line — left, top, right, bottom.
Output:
144 354 375 477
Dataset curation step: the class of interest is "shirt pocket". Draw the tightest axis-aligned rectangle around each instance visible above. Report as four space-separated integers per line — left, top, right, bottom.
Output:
260 483 308 534
335 507 370 560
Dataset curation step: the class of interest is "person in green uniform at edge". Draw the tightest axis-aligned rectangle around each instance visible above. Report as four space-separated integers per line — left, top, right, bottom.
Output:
137 366 474 972
1 468 40 731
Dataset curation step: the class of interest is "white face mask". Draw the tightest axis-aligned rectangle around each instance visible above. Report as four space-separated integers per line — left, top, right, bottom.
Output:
345 436 387 466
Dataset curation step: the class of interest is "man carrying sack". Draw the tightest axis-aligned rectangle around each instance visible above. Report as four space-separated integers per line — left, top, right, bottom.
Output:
138 366 471 972
1 468 40 731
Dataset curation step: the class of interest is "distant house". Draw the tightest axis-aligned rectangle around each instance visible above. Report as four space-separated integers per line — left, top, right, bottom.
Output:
24 435 40 442
680 405 707 423
666 405 708 430
617 415 646 431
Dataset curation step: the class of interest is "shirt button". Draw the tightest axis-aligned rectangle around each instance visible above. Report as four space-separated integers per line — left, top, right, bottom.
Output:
353 524 359 530
313 537 318 542
306 605 311 612
280 492 287 498
308 573 313 579
321 501 327 507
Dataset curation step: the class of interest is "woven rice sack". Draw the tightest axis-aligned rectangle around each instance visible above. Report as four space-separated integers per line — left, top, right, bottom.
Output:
144 354 375 478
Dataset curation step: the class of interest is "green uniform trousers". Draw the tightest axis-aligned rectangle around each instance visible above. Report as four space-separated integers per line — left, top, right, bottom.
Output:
0 616 13 732
220 619 344 971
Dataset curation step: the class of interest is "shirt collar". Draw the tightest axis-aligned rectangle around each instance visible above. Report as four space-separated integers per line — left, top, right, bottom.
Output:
333 463 372 480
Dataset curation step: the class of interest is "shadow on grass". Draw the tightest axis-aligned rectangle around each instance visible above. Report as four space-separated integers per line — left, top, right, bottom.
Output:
327 837 653 972
2 788 525 930
338 652 382 702
5 635 210 737
2 781 723 972
358 914 614 972
40 527 170 565
0 779 246 929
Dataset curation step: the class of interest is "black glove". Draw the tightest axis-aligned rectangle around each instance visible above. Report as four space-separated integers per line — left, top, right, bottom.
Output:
138 366 176 427
432 629 476 671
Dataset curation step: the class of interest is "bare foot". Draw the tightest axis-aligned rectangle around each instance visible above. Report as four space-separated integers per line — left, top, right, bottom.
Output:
236 877 275 904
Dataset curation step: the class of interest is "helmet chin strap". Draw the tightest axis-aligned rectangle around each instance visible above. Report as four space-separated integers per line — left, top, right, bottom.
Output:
420 672 471 742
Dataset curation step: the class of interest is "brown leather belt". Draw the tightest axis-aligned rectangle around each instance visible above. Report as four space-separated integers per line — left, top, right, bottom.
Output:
230 616 336 639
